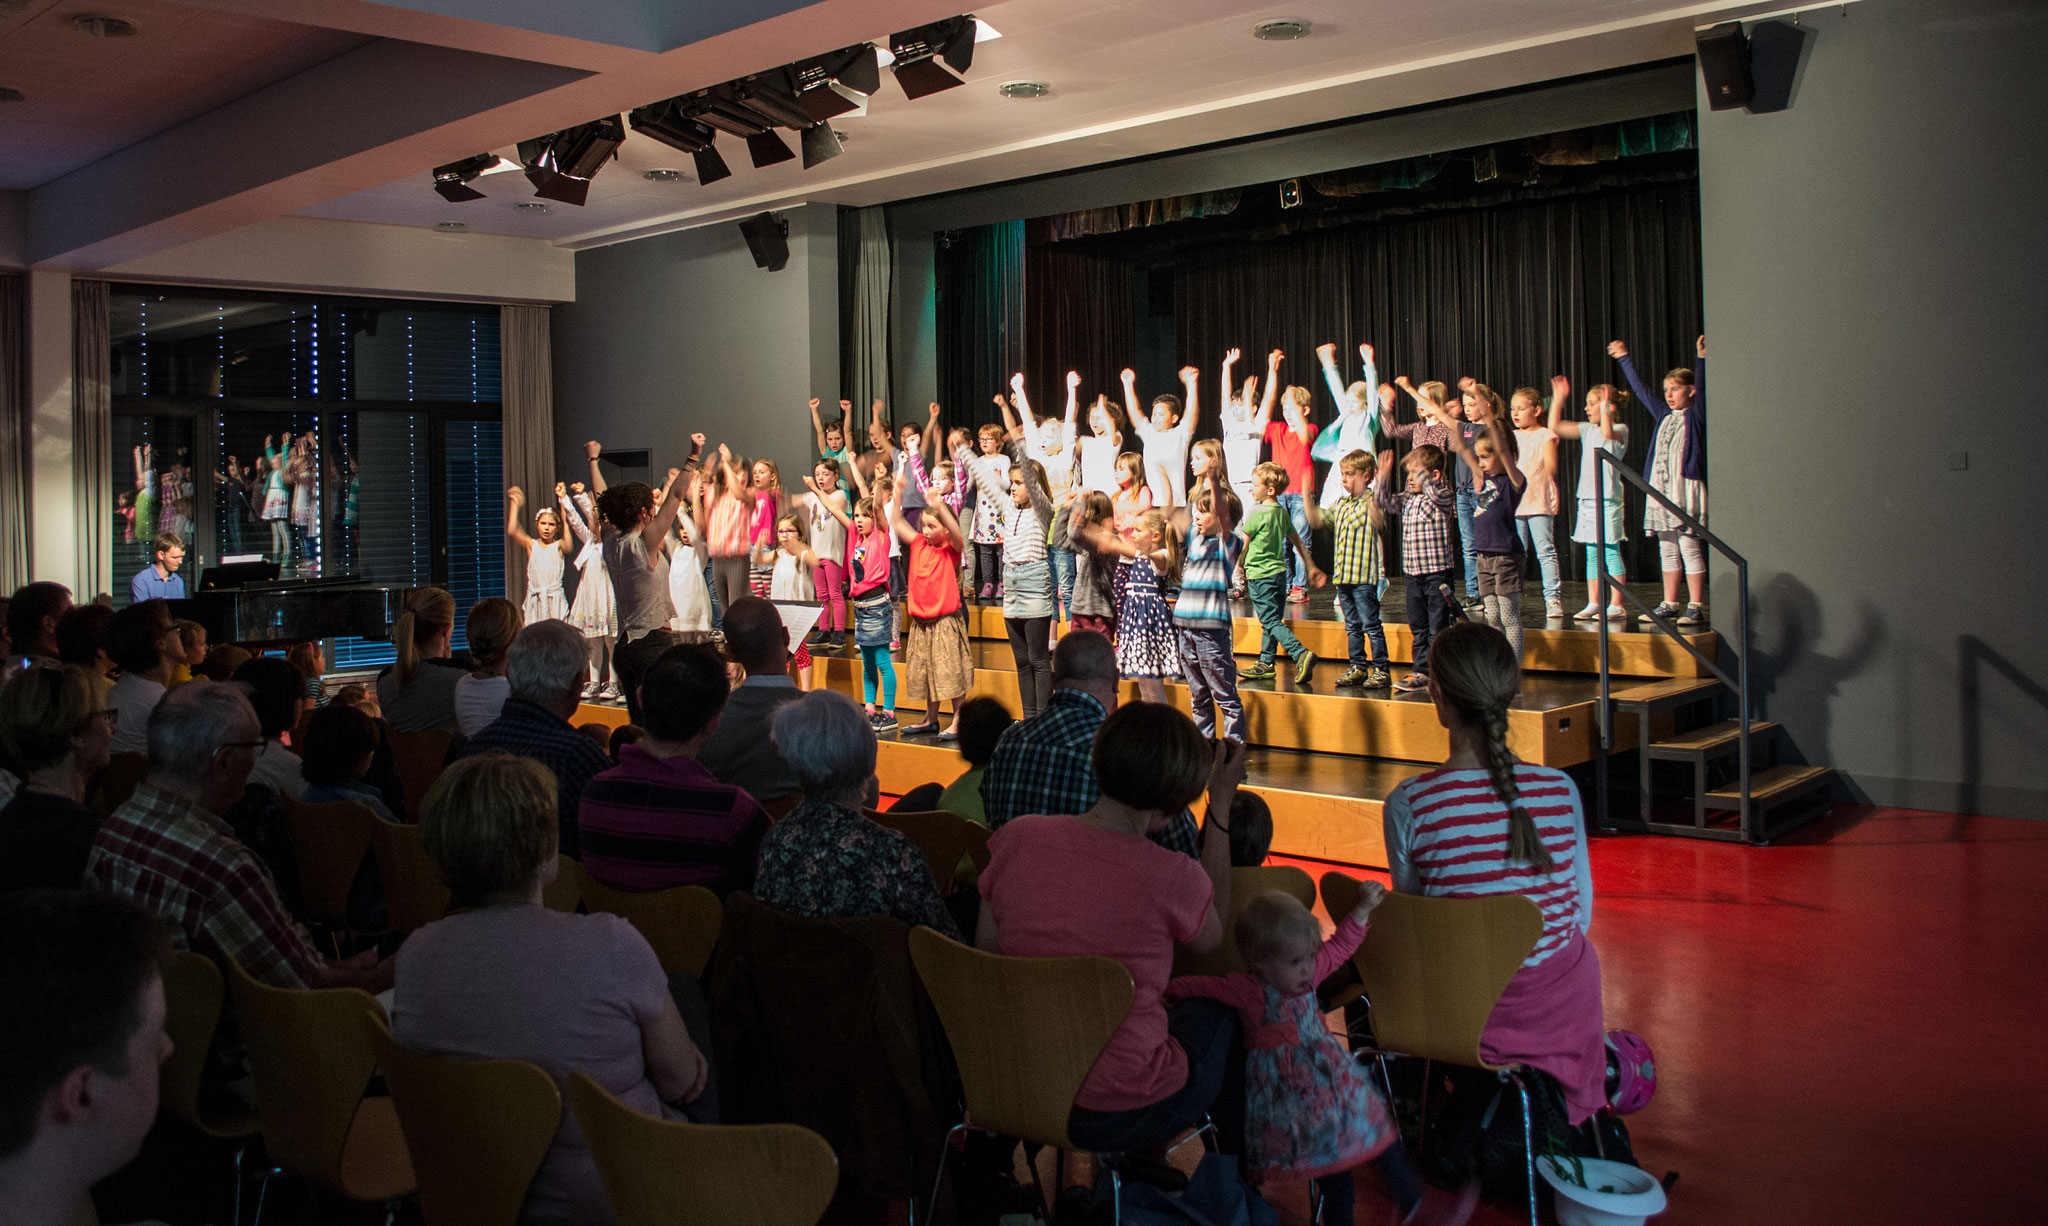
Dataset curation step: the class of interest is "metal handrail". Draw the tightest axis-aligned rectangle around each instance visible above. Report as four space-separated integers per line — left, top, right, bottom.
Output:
1592 448 1753 838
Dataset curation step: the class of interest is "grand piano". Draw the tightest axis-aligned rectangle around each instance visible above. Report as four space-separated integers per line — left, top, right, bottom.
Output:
170 574 409 648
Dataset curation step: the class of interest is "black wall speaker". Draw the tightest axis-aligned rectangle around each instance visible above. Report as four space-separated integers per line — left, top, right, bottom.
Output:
1744 19 1809 114
738 211 789 271
1696 22 1752 110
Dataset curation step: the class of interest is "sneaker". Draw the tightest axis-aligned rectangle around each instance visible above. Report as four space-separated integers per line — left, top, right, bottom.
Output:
581 680 602 699
1228 585 1247 600
1546 598 1565 620
1640 601 1681 621
978 582 994 599
1675 602 1706 626
1460 597 1485 614
993 583 1004 599
1237 661 1276 681
1292 650 1317 686
1288 585 1307 602
889 640 901 652
1336 666 1369 687
1393 671 1429 692
1605 605 1629 620
598 684 622 702
1571 604 1602 621
869 711 898 731
1365 666 1393 688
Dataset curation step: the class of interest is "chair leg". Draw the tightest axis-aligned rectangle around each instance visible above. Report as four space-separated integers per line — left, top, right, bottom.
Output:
249 1167 280 1226
228 1143 246 1226
1165 1116 1216 1158
924 1123 968 1226
1110 1167 1123 1226
1513 1074 1537 1226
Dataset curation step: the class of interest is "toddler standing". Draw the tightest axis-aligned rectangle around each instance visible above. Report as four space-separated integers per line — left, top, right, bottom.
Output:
1380 444 1457 693
1238 463 1326 686
1077 508 1181 705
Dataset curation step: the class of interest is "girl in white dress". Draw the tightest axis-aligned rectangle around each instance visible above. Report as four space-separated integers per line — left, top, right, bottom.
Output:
559 483 620 700
508 485 573 623
1219 348 1279 507
1547 377 1632 621
666 472 714 643
260 435 291 563
768 513 818 601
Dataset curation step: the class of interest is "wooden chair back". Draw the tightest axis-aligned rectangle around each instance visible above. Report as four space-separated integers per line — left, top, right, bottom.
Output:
159 953 260 1140
367 817 451 933
567 1071 839 1226
87 752 150 817
1319 873 1542 1071
223 959 415 1201
540 854 585 913
1171 865 1317 978
386 728 453 819
281 795 379 930
365 1016 561 1226
864 808 991 895
906 928 1131 1151
578 877 722 977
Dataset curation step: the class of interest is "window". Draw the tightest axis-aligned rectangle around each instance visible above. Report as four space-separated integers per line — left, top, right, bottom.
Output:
109 286 503 672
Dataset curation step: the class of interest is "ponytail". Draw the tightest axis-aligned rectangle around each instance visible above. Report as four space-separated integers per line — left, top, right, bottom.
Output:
1427 621 1554 870
394 586 455 687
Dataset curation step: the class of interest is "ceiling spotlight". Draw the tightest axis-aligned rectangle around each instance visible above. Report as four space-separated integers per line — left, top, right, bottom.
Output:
745 128 797 169
997 81 1050 99
794 44 880 121
431 152 497 203
433 221 468 232
629 100 718 153
1252 19 1313 41
72 13 138 37
891 16 977 99
732 69 814 131
643 168 686 183
0 87 23 103
800 125 844 169
684 87 770 138
517 115 623 206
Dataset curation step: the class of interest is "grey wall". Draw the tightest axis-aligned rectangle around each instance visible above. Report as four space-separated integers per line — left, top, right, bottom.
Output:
1699 0 2048 818
552 201 838 494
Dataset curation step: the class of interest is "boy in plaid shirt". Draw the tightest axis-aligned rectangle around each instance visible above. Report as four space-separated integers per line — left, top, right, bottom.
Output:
1306 449 1395 688
1377 444 1456 691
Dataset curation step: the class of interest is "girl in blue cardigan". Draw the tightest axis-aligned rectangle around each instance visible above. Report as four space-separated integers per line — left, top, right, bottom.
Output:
1610 334 1708 626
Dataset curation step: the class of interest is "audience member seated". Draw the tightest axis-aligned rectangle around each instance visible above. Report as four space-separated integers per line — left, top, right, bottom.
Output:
329 682 377 718
753 690 960 937
299 704 400 822
695 596 803 804
54 604 116 696
286 641 327 707
0 892 173 1226
1381 622 1607 1124
83 682 391 992
198 644 252 683
0 665 109 891
168 618 208 686
580 643 770 895
934 695 1013 825
231 656 307 800
376 586 468 733
608 723 645 758
980 631 1198 853
396 753 715 1226
103 600 180 757
978 702 1247 1155
576 722 613 754
459 620 612 859
5 582 72 672
455 597 522 738
1227 792 1274 867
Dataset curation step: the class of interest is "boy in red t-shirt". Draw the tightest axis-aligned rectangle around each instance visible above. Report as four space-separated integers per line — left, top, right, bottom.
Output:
891 489 972 738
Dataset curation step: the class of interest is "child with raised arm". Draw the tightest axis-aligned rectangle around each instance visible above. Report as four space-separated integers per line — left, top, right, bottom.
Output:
875 399 940 530
507 485 573 623
1172 468 1246 742
848 459 908 652
959 419 1010 600
1549 376 1632 621
1612 335 1709 625
1079 507 1182 704
816 473 899 730
1239 462 1328 686
794 457 850 648
1508 386 1564 620
562 461 619 700
1219 348 1278 506
665 469 714 643
1007 373 1073 616
1261 361 1320 600
1058 490 1118 638
809 397 854 492
1306 450 1394 689
745 458 784 599
1448 419 1530 657
1390 377 1482 611
1074 390 1126 497
1379 438 1458 693
1123 365 1200 508
889 486 972 737
1315 342 1386 509
697 444 755 614
957 427 1058 717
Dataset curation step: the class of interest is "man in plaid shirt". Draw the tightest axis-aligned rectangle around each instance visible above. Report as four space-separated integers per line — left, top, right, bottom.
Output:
1377 444 1458 692
85 682 389 990
979 632 1199 857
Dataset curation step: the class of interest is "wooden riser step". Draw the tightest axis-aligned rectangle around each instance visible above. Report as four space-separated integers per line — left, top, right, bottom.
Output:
1703 764 1833 810
1648 719 1780 761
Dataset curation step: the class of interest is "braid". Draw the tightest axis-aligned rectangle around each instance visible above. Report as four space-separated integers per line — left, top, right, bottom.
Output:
1481 706 1552 870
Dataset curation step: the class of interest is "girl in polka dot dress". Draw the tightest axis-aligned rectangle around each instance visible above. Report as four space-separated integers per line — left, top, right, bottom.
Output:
1078 506 1180 704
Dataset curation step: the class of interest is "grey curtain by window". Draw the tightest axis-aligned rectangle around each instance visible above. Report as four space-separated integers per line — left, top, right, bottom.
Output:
0 275 27 592
500 304 557 606
846 205 893 409
71 280 110 602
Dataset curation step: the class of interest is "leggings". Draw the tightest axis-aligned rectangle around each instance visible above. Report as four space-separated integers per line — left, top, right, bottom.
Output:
813 559 847 631
1004 616 1053 717
861 645 896 711
711 556 751 612
1656 529 1708 575
584 632 616 691
973 542 1004 591
1583 543 1626 605
1483 594 1525 658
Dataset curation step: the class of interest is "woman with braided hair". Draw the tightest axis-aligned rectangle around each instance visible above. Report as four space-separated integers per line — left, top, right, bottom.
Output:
1378 621 1607 1124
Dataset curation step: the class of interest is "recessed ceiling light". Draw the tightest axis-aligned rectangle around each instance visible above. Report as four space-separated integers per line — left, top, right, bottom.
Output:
643 168 686 182
0 87 23 103
72 13 138 37
1251 18 1313 41
998 81 1050 100
514 201 550 212
433 221 468 232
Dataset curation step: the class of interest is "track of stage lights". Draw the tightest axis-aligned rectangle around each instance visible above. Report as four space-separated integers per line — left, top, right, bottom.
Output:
427 14 985 207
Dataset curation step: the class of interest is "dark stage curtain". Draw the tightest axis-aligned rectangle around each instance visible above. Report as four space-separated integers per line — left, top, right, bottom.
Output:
1159 180 1702 582
1022 224 1136 431
935 221 1024 435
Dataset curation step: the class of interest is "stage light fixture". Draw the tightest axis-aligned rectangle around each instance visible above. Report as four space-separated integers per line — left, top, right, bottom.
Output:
515 115 622 206
431 152 497 202
683 87 771 138
890 16 977 100
693 144 733 186
629 99 717 154
733 69 815 131
746 128 798 168
795 44 880 121
800 124 844 169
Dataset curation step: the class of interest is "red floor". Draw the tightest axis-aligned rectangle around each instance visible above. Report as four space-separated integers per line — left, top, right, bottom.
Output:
1275 805 2048 1224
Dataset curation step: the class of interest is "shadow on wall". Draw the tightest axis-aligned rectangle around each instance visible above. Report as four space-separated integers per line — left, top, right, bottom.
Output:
1959 636 2048 818
1747 573 1884 781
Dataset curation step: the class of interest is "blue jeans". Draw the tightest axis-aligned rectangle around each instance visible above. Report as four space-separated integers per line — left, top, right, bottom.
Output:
1249 573 1306 665
1176 626 1244 742
1516 514 1561 602
704 560 722 630
1333 583 1389 667
1275 493 1311 589
1405 568 1454 673
1050 546 1076 620
1454 485 1479 598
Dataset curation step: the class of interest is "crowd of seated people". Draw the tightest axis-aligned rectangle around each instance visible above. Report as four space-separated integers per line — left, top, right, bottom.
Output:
0 577 1603 1226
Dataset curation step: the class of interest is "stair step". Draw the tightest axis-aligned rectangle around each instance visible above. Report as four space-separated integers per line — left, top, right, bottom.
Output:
1647 719 1780 759
1609 677 1724 709
1703 764 1833 808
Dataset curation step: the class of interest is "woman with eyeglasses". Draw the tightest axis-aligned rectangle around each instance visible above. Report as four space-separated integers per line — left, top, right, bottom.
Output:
0 664 112 891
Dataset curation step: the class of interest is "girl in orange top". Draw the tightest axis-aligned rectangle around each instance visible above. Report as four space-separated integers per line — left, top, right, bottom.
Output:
890 489 971 738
